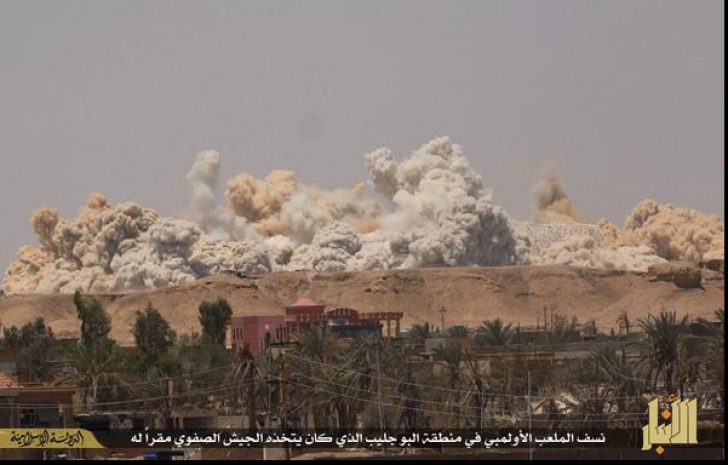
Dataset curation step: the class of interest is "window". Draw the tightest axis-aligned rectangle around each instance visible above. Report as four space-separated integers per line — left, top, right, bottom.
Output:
20 408 36 427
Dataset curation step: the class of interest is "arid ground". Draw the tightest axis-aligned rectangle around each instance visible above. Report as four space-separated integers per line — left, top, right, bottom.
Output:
0 265 723 346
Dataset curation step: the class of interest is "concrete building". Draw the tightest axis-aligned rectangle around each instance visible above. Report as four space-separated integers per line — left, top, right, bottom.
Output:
0 373 77 428
0 372 78 460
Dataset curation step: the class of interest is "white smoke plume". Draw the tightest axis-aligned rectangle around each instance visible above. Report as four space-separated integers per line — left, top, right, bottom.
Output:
4 195 160 293
110 218 200 290
189 238 272 276
3 137 724 294
185 150 258 242
529 234 667 272
364 137 521 267
288 222 364 272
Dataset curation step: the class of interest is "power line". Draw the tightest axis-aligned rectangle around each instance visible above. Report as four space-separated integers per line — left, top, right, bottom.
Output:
5 364 234 394
284 352 724 399
272 375 724 423
279 367 722 415
1 380 253 409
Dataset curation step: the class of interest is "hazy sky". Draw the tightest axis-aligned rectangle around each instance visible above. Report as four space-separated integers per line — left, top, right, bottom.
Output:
0 0 724 272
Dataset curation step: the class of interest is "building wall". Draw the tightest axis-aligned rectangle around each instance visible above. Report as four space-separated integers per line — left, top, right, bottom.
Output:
285 305 325 317
230 316 285 356
0 396 14 428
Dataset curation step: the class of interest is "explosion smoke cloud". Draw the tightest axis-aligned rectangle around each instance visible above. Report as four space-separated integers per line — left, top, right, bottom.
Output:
532 173 590 224
3 137 724 294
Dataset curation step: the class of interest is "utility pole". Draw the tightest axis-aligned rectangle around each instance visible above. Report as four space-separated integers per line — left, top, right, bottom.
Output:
280 353 290 461
527 370 533 461
439 306 447 335
266 333 272 430
164 377 173 429
263 333 288 461
375 342 385 457
479 379 484 455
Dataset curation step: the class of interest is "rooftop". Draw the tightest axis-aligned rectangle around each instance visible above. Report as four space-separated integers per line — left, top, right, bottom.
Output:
289 296 322 308
0 371 18 389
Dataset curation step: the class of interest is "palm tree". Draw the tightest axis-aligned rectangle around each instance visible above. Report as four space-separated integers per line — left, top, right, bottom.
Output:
708 309 724 396
434 344 465 428
406 323 432 347
395 360 425 430
582 319 598 339
636 310 688 394
589 344 647 413
287 326 341 430
462 355 489 429
232 347 261 432
65 339 137 406
296 326 337 363
696 309 724 403
446 325 469 338
475 318 514 347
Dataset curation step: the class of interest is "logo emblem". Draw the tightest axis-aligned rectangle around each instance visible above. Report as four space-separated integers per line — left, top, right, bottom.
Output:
642 397 698 454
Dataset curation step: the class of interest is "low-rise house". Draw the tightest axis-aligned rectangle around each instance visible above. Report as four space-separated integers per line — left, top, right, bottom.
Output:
0 372 78 460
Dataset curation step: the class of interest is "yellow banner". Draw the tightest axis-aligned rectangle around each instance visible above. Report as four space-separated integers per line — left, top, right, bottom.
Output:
0 428 105 449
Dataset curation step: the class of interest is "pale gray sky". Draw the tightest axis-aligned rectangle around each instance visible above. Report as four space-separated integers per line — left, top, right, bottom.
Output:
0 0 724 271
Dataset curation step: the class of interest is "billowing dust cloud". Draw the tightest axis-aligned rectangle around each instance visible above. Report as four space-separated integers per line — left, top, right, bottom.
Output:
524 173 723 271
3 137 724 294
532 173 590 224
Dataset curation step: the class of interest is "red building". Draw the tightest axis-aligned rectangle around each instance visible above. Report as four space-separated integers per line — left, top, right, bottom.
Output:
229 315 286 356
229 296 403 355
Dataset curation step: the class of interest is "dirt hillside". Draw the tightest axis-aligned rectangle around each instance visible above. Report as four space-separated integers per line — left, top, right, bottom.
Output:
0 265 723 346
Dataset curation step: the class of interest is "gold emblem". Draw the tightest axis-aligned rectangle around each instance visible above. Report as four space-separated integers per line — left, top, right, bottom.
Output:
642 397 698 453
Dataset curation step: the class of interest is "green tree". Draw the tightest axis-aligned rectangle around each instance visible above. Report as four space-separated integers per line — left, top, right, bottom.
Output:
232 347 261 432
446 325 469 338
67 338 135 405
198 298 233 346
173 332 229 402
588 344 647 418
134 304 177 362
1 317 58 382
636 310 688 393
696 309 724 401
582 319 598 339
406 323 432 347
434 344 465 428
74 291 111 346
67 291 141 406
475 318 514 346
2 317 51 348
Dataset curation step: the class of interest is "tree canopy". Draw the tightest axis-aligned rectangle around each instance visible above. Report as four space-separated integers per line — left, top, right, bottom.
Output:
198 298 233 346
74 291 111 346
134 304 177 361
